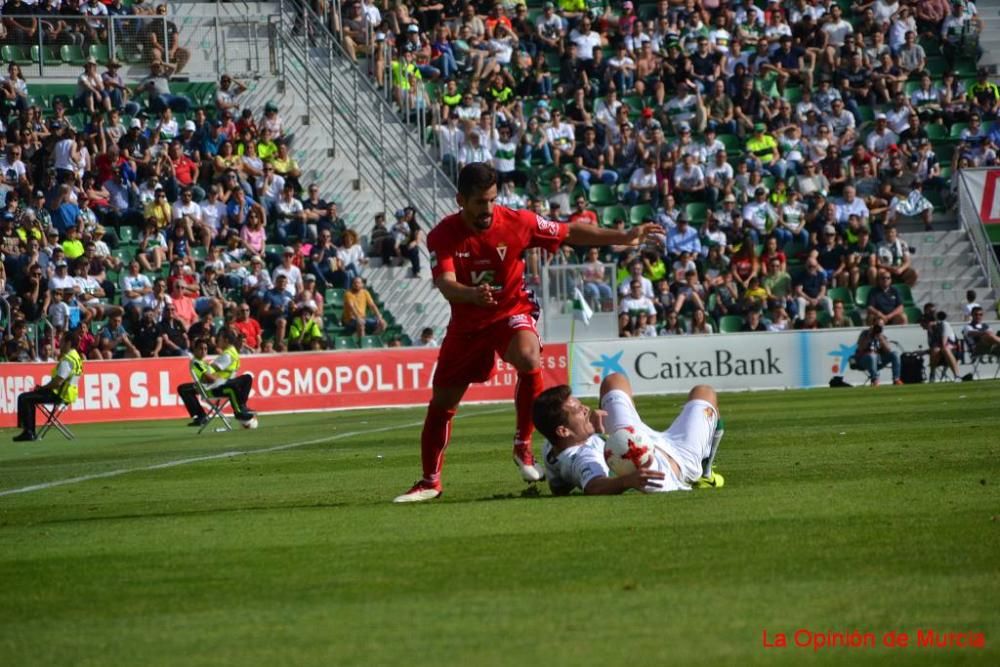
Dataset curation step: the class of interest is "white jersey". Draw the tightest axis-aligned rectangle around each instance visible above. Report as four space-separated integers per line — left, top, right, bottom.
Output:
543 390 718 495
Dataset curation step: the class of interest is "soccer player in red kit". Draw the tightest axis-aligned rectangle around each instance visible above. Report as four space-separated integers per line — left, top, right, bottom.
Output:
394 163 663 503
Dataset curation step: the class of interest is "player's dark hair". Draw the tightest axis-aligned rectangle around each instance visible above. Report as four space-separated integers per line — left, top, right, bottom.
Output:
457 162 497 197
533 385 572 444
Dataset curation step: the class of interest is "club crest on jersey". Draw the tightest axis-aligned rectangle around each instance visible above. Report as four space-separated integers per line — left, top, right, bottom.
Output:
497 243 507 261
535 214 559 236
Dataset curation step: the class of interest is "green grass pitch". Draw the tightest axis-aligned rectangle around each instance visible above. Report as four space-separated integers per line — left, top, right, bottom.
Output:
1 381 998 666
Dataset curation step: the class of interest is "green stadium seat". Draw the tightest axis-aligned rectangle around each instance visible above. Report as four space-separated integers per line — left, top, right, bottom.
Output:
190 246 207 261
117 225 136 245
113 248 134 264
718 134 742 157
849 308 865 326
828 286 853 307
894 284 915 307
31 45 62 67
2 45 32 66
588 184 617 207
924 123 948 141
601 204 627 227
325 288 345 308
783 87 802 104
925 57 947 77
718 315 744 333
88 44 111 64
629 203 653 225
684 202 708 226
948 122 968 140
60 45 88 66
360 335 383 349
854 285 872 309
622 95 645 113
904 306 922 324
335 336 359 350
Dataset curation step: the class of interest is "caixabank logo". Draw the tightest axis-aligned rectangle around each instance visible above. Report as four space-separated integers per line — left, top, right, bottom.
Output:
827 342 858 376
589 348 784 384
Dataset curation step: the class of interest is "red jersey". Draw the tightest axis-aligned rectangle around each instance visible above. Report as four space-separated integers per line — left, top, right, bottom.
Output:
428 206 569 334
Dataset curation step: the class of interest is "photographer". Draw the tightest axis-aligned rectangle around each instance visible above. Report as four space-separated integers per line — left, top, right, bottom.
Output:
918 307 961 381
854 317 902 386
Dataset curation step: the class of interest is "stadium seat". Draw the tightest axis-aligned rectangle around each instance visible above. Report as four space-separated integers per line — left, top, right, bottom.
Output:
325 288 345 308
3 45 32 65
718 134 743 157
112 248 133 264
854 285 872 309
89 44 111 63
894 284 916 307
849 309 865 326
60 45 88 66
335 336 359 350
630 203 653 225
684 202 708 226
117 225 136 245
588 184 617 207
904 306 922 323
924 123 948 141
601 204 627 227
718 315 744 333
360 335 383 348
828 286 853 306
948 123 968 140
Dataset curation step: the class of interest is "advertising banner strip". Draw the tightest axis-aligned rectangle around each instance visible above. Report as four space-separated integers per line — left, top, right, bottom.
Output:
0 346 570 428
569 326 988 397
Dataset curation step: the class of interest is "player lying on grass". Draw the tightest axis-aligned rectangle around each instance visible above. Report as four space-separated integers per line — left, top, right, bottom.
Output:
531 373 725 495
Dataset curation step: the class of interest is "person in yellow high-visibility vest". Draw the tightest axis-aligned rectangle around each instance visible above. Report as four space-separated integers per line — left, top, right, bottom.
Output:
13 329 84 442
177 328 256 427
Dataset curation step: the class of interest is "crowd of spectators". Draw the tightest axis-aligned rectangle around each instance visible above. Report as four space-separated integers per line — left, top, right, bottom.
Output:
359 0 995 336
0 5 428 361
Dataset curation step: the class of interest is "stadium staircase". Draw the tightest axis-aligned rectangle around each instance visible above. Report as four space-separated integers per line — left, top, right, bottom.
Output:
173 0 454 343
978 0 1000 72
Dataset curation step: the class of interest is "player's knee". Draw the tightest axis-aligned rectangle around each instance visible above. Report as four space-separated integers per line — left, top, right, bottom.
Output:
600 372 632 398
688 384 718 409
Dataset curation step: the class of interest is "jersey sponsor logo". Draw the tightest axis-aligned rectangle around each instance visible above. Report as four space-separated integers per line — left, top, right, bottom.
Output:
508 313 536 331
496 243 507 261
456 252 471 258
470 270 495 286
535 214 559 236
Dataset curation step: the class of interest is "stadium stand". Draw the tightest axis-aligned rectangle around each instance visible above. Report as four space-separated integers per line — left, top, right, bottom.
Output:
1 0 998 364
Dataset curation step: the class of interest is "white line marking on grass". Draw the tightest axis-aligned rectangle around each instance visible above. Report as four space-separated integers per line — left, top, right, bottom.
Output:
0 407 507 498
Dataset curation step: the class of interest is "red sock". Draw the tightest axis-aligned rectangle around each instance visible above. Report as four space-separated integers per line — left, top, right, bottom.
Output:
513 369 544 449
421 404 456 484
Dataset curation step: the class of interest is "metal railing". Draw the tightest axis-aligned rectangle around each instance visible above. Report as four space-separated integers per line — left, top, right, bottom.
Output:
958 169 1000 292
274 0 456 225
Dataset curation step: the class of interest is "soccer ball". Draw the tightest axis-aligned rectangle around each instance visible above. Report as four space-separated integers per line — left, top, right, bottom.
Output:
604 426 655 476
240 416 259 430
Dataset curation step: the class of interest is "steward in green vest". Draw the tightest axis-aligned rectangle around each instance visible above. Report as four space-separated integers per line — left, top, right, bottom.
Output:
14 329 84 442
177 329 256 427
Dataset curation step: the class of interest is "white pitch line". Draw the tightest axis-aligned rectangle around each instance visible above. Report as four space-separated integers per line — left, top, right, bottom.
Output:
0 407 507 498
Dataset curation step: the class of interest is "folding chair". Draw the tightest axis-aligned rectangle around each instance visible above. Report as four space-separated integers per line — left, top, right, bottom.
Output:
967 343 1000 380
194 375 233 434
37 400 74 440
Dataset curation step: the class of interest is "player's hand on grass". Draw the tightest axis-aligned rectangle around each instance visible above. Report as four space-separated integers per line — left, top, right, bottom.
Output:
627 222 665 246
623 467 665 491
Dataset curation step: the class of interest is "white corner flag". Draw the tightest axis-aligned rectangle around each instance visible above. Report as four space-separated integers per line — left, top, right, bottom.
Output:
572 288 593 327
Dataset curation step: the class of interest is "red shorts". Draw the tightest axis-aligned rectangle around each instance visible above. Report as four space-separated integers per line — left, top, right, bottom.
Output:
433 314 539 387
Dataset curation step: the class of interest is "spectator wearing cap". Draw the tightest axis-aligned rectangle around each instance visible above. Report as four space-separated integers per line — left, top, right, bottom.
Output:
144 186 172 230
101 58 138 115
865 113 899 160
164 140 204 203
746 123 781 178
812 224 849 288
287 300 325 351
673 150 706 200
624 156 659 206
535 2 564 53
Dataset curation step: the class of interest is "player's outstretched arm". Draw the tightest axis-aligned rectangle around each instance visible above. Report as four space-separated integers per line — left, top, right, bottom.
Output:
583 468 666 495
565 222 664 249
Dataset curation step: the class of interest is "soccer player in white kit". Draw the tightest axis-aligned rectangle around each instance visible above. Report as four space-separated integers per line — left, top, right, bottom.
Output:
532 373 725 495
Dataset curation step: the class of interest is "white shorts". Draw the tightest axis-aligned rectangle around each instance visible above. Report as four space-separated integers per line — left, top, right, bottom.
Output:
600 389 719 487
